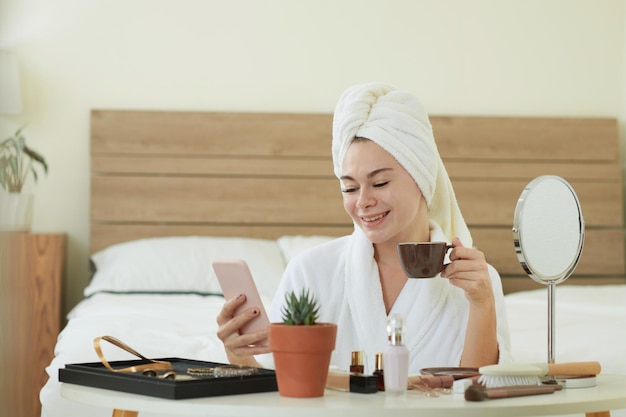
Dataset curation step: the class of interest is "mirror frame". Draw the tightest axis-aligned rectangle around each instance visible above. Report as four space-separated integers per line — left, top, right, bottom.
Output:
512 175 585 285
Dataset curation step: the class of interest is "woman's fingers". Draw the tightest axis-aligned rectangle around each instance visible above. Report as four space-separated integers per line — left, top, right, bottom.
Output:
216 293 245 326
223 329 270 354
441 238 493 303
217 294 260 340
216 294 271 364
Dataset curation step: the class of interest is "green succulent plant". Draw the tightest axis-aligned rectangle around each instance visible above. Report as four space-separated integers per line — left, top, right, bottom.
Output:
280 289 320 325
0 127 48 193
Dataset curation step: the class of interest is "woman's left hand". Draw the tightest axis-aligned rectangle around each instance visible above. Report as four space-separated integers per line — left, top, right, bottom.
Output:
440 237 494 305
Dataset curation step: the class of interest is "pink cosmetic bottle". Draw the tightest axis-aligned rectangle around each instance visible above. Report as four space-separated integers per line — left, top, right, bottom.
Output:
383 314 409 395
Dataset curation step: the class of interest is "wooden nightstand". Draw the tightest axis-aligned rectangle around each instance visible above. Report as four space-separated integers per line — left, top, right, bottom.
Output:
0 232 65 417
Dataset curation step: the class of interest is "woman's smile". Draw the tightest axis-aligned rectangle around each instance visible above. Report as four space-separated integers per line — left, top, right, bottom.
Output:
360 211 390 226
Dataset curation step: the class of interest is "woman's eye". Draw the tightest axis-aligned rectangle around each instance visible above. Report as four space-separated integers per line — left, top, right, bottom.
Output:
341 187 357 194
373 181 389 188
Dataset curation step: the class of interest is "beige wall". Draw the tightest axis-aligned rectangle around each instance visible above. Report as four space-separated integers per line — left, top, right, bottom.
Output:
1 0 624 317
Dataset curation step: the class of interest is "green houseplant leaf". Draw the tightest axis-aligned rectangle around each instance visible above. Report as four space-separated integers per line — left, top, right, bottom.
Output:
280 289 320 325
0 127 48 192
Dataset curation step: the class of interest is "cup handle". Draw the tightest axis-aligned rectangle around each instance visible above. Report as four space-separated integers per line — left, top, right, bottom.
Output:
441 244 454 271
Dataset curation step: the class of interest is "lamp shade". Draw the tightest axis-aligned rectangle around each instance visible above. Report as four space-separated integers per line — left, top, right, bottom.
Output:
0 50 22 114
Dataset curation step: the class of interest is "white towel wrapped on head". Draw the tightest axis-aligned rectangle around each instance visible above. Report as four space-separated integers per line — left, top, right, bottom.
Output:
331 82 471 247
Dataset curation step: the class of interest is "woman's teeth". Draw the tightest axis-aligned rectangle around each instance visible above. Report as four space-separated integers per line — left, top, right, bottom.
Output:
363 213 387 222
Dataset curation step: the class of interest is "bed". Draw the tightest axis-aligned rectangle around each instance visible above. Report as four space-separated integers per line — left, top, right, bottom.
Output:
41 110 626 417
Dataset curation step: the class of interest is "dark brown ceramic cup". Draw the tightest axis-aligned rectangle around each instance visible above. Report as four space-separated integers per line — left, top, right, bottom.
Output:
397 242 453 278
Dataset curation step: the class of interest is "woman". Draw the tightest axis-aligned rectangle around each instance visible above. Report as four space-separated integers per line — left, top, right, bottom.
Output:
217 82 512 373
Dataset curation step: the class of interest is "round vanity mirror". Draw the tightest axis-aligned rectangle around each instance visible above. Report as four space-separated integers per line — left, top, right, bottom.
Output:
513 175 585 284
512 175 585 364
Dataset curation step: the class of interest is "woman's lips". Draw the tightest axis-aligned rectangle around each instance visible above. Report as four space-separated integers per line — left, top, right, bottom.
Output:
360 211 389 227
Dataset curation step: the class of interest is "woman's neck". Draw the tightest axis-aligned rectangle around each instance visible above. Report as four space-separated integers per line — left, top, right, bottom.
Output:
373 217 432 267
374 221 431 313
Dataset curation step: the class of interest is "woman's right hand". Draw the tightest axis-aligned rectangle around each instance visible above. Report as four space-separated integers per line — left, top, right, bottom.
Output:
216 294 271 367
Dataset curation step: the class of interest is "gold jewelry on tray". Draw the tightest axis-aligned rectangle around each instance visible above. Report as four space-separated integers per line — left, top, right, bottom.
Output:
93 335 258 380
141 369 177 380
186 367 214 376
93 336 173 374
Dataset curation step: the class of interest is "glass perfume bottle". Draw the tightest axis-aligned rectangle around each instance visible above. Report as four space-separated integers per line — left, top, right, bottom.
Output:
383 314 409 395
350 350 364 374
373 352 385 391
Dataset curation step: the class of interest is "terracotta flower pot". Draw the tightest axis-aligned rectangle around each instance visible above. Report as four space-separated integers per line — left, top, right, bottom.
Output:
268 322 337 398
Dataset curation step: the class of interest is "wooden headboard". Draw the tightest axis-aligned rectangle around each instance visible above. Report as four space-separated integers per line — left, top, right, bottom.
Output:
90 110 625 293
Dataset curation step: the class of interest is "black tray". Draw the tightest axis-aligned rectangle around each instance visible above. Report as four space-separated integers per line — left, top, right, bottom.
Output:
59 357 277 399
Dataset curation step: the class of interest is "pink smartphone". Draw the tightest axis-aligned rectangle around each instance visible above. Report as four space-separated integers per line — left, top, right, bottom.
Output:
212 259 270 337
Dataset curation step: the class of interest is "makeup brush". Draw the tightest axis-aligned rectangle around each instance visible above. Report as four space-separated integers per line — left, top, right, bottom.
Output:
478 361 601 388
465 384 561 402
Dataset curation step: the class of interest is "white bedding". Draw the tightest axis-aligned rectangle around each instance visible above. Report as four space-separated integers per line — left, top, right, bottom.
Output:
40 236 626 417
506 285 626 375
41 293 233 417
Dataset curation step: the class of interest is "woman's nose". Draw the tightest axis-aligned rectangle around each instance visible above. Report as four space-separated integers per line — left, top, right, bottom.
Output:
356 189 375 208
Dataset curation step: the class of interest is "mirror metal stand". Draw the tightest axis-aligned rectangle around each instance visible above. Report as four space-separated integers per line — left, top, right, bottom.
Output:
548 282 556 364
513 175 584 365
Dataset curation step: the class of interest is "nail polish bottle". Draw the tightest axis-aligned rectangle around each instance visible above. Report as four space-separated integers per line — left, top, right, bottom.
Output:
383 314 409 395
350 350 364 374
373 352 385 391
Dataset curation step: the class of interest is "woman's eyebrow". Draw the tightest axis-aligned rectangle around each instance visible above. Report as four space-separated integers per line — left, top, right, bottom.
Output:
340 167 392 181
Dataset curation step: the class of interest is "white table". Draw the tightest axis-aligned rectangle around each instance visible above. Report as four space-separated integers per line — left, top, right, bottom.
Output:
61 374 626 417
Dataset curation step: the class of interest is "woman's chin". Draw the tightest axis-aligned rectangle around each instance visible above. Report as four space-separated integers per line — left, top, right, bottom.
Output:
359 227 391 245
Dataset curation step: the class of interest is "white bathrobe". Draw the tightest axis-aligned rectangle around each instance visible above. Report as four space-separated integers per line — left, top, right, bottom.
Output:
261 222 513 374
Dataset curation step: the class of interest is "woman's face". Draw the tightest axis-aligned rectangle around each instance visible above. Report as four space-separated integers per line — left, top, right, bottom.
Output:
340 139 428 245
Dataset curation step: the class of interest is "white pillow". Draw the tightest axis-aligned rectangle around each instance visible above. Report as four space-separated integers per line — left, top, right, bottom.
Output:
85 236 286 299
277 235 337 263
